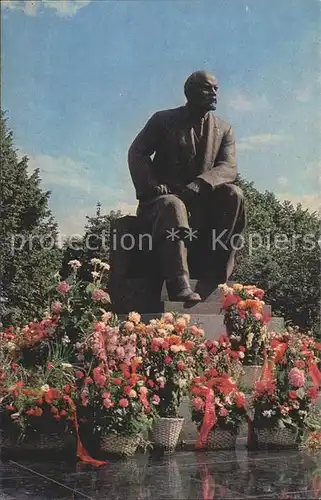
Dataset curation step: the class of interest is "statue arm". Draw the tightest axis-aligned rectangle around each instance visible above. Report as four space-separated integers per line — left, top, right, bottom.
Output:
191 125 237 191
128 113 162 200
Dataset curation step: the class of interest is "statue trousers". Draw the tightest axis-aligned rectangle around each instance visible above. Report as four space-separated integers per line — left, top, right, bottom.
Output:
136 183 246 283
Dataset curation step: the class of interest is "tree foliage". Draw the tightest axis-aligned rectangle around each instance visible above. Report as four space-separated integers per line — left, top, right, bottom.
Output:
234 177 320 337
0 112 62 326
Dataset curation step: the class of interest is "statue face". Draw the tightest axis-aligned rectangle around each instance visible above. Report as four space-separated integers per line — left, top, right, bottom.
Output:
184 71 219 112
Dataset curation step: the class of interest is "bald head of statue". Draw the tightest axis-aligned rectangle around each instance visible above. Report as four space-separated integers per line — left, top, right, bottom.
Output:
184 70 219 114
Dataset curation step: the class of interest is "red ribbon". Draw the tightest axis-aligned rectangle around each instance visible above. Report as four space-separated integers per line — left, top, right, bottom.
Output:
308 360 321 390
64 395 107 467
196 388 216 449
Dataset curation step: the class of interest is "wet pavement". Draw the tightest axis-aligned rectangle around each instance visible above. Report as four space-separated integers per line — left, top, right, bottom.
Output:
0 445 320 499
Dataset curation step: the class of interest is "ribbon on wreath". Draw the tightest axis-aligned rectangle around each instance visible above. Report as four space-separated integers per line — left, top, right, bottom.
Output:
308 359 321 390
196 377 237 449
64 395 107 467
261 343 288 383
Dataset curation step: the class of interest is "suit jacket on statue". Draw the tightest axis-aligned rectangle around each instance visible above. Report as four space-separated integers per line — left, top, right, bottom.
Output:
128 105 237 200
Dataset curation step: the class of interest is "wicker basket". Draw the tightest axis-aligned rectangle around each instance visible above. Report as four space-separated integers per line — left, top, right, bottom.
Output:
151 417 184 452
0 429 65 451
256 427 298 448
206 428 236 450
100 434 141 457
240 365 263 391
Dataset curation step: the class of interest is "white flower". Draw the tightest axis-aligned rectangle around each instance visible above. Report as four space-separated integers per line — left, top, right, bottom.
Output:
178 378 187 388
62 335 70 345
100 262 110 271
61 362 73 369
91 258 102 265
41 384 50 392
6 342 16 352
91 271 100 279
262 410 272 418
68 259 82 269
239 351 245 359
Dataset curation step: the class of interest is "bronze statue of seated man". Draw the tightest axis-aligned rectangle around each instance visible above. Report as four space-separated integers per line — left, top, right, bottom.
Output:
128 70 246 302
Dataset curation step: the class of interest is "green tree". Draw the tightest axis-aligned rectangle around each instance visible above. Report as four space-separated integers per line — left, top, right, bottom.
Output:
234 177 321 337
0 111 62 326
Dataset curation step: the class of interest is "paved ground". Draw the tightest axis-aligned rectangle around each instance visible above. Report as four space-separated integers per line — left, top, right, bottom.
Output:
1 445 320 499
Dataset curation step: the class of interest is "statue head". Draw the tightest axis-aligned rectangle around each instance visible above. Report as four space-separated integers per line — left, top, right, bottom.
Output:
184 70 219 112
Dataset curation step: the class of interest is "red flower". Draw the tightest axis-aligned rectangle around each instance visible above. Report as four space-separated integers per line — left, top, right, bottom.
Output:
177 360 185 370
60 410 67 417
11 363 19 371
64 384 72 394
164 356 173 365
47 362 55 369
222 293 240 310
6 405 15 411
119 398 129 408
289 390 298 400
84 377 93 385
51 406 59 414
235 392 246 408
162 341 170 350
26 409 36 416
239 346 246 353
307 387 319 402
111 377 122 385
147 379 154 388
75 371 84 379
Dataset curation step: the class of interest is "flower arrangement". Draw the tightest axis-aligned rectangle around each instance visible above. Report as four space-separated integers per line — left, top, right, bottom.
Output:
74 313 154 448
202 334 245 382
190 370 247 449
138 313 207 418
250 330 321 442
0 346 77 440
219 283 270 365
49 258 112 345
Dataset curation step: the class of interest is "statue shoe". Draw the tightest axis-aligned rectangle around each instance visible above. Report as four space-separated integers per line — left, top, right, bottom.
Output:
166 275 201 302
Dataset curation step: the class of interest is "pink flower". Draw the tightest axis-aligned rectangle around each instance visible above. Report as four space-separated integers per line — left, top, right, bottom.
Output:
219 407 229 417
152 395 160 405
92 289 108 302
289 368 305 388
124 321 135 332
102 311 113 322
164 356 173 365
192 397 205 411
56 281 71 295
177 360 185 370
162 312 174 323
254 312 263 321
51 300 62 314
119 398 129 408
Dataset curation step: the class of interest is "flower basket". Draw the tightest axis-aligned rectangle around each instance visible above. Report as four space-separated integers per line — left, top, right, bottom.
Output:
100 434 141 457
240 365 263 391
206 428 237 450
255 427 298 448
151 417 184 452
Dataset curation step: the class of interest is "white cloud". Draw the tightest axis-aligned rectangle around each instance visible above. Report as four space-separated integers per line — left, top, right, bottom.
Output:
227 91 268 112
276 192 321 216
277 176 288 187
238 133 286 151
2 0 92 17
27 153 92 193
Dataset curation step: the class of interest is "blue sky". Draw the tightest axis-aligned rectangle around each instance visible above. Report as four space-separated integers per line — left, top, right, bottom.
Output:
2 0 321 235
